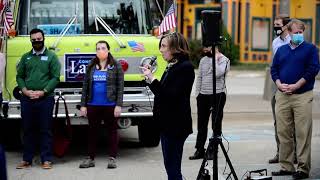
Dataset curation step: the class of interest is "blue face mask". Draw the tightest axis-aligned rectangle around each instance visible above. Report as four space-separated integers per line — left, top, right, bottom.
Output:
291 33 304 44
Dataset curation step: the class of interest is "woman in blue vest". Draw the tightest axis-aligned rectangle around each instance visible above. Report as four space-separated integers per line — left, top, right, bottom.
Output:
79 40 124 169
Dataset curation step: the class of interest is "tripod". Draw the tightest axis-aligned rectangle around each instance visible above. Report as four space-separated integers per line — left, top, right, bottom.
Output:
196 135 238 180
196 43 238 180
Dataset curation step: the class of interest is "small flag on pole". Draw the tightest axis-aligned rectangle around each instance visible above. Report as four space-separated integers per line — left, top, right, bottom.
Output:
4 1 14 34
159 3 176 35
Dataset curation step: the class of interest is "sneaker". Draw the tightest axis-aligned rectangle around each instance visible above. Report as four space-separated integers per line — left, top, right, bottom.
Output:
41 161 52 169
16 161 31 169
107 157 117 169
79 157 95 168
189 149 205 160
293 171 309 180
268 155 279 164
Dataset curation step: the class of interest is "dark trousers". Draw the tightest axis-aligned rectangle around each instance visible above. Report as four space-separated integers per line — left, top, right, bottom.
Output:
87 106 118 159
160 133 188 180
0 144 7 180
195 93 226 150
20 96 55 163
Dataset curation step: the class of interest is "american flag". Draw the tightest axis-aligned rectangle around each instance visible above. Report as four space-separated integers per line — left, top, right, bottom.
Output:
128 41 145 52
159 3 176 35
4 2 14 34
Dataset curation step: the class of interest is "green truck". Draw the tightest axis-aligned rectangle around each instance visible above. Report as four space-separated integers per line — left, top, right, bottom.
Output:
1 0 166 147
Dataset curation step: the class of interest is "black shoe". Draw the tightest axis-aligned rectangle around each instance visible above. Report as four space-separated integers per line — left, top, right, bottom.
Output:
268 155 279 164
189 149 205 160
272 170 294 176
205 147 214 160
206 152 213 160
293 171 309 179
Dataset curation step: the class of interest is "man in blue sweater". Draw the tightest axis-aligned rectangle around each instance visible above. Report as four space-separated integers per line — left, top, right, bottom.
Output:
271 19 320 179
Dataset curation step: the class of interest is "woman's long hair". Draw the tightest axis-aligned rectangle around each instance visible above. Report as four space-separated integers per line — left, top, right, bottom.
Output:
159 32 190 61
88 40 116 70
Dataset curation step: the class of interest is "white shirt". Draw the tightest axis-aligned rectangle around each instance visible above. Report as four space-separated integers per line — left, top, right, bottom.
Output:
272 34 291 56
196 55 230 95
32 47 46 55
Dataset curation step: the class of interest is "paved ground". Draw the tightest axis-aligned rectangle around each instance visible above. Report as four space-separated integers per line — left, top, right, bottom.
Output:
3 70 320 180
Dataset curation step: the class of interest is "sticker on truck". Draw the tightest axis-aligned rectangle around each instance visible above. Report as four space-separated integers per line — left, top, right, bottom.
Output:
64 54 95 82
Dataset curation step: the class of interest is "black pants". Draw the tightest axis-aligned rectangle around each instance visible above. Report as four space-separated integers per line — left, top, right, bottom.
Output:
20 96 55 163
161 133 188 180
195 93 226 150
0 144 7 180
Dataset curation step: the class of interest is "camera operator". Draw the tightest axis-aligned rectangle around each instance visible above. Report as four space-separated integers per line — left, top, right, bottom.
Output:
189 46 230 160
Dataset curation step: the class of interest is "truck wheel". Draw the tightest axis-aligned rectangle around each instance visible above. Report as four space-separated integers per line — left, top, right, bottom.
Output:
138 118 160 147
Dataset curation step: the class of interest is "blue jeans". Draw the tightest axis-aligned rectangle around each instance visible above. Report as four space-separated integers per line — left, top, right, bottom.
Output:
20 96 55 163
161 133 188 180
0 144 7 180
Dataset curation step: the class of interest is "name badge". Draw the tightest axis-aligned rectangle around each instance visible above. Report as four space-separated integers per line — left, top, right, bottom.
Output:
41 56 48 61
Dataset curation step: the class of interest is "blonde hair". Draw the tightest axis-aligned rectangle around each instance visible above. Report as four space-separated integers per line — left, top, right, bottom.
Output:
287 19 305 31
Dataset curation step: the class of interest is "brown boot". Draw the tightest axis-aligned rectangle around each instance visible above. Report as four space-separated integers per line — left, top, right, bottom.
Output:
268 154 279 164
16 161 31 169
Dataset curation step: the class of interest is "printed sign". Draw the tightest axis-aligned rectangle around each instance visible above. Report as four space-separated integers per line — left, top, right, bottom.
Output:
37 24 81 35
65 54 96 82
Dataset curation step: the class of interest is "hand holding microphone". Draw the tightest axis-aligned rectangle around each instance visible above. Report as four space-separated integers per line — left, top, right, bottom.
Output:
140 65 154 82
140 56 157 83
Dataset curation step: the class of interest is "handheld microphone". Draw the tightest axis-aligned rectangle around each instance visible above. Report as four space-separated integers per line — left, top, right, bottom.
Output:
149 56 157 66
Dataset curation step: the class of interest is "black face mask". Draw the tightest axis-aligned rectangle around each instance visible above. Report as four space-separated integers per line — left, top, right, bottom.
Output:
32 41 44 51
273 26 283 36
203 52 213 57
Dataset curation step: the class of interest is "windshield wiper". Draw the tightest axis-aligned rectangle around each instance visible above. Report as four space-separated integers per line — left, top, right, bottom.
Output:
50 3 79 50
93 2 126 48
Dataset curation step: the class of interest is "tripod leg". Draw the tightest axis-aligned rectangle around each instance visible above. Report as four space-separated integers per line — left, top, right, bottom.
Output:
196 140 211 180
219 141 238 180
212 139 219 180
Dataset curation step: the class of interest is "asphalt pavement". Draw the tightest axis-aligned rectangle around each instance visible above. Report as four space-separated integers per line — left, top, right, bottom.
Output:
3 70 320 180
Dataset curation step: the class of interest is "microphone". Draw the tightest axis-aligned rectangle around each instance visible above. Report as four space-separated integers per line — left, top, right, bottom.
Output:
149 56 157 66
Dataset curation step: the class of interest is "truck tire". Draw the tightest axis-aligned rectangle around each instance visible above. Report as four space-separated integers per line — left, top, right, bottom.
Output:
138 118 160 147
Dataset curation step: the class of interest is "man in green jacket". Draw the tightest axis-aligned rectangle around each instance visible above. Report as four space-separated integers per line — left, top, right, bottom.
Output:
16 28 61 169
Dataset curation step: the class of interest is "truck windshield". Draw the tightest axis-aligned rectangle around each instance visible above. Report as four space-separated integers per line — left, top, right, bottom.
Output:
17 0 151 35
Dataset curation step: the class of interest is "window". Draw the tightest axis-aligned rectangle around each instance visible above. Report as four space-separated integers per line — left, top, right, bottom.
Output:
251 17 270 51
299 19 312 43
87 0 149 34
17 0 151 35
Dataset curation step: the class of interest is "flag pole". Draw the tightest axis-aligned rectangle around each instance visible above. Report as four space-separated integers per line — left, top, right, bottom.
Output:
155 0 164 19
173 0 177 33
